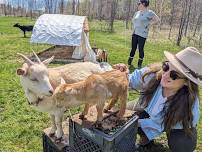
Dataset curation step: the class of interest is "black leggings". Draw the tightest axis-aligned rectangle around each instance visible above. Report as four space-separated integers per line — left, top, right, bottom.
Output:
129 34 146 59
137 111 197 152
167 129 197 152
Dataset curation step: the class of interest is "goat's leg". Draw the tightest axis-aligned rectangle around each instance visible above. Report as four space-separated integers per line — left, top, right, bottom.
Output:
106 54 108 62
24 31 26 37
49 114 56 137
96 102 105 122
104 97 118 112
79 104 90 120
55 113 64 142
116 90 127 118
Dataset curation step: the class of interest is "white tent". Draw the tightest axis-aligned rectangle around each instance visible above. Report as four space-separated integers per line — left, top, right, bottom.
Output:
30 14 96 63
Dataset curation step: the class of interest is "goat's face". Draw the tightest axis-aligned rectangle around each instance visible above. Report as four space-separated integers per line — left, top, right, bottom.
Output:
13 23 19 27
17 53 54 98
53 85 66 104
53 79 77 107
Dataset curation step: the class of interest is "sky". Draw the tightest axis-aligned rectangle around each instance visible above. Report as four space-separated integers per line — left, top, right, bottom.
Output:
0 0 74 10
0 0 6 4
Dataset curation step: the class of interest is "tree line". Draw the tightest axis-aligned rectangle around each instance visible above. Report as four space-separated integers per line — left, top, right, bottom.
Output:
0 0 202 47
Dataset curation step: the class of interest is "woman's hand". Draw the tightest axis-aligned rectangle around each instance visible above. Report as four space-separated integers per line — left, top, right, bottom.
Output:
151 15 160 25
112 63 129 74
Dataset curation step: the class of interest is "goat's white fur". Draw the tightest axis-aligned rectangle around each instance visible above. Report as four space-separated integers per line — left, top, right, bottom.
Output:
17 53 104 139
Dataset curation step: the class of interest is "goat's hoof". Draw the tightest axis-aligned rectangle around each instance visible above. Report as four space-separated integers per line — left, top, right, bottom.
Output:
55 137 62 144
79 114 86 120
94 121 102 128
49 132 55 137
116 113 124 118
103 109 109 113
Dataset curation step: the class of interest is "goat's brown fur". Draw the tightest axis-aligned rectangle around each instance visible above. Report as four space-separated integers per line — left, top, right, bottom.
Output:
53 70 128 122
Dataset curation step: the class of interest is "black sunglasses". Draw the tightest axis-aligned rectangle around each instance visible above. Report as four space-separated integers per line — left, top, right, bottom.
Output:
162 62 185 80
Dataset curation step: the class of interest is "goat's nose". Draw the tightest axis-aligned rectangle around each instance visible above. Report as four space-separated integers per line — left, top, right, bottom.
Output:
49 90 53 95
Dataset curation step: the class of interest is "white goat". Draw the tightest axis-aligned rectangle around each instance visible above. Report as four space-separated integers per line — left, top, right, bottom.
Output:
17 52 106 141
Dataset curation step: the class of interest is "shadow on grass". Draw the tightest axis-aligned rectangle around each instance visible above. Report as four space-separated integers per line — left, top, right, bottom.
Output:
12 36 31 39
22 36 31 38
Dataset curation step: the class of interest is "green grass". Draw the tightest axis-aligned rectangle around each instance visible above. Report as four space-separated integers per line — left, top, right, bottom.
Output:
0 17 201 152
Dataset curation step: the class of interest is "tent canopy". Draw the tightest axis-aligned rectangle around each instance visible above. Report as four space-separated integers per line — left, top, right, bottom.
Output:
30 14 88 46
30 14 96 63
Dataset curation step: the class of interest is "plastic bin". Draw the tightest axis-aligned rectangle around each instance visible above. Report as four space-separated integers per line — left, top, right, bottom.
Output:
69 112 138 152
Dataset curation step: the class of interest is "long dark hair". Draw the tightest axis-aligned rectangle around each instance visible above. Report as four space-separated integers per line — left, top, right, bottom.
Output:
141 63 199 136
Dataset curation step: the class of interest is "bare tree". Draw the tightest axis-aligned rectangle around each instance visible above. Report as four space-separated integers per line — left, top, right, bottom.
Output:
193 1 202 37
3 3 7 16
168 0 176 39
87 0 91 19
109 0 119 32
21 1 25 16
98 0 104 21
59 0 64 14
159 0 165 30
124 0 132 29
76 0 80 15
177 0 188 46
72 0 76 15
44 0 57 14
184 0 192 37
193 12 202 37
28 0 34 19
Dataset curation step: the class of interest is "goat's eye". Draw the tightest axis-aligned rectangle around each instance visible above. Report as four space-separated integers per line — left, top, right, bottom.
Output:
31 78 38 82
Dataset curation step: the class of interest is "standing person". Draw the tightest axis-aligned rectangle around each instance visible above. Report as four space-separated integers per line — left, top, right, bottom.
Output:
114 47 201 152
128 0 160 68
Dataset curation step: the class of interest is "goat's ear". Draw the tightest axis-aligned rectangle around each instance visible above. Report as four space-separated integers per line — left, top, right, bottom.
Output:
65 88 77 95
16 63 28 76
60 78 66 85
16 68 27 76
42 56 54 66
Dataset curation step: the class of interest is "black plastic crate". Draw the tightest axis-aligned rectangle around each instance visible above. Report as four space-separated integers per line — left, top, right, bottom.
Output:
42 121 76 152
69 114 138 152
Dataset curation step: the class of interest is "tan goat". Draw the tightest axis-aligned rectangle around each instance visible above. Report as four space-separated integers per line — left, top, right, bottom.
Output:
53 70 129 123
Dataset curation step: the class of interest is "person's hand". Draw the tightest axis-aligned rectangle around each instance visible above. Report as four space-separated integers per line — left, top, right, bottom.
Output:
112 63 129 74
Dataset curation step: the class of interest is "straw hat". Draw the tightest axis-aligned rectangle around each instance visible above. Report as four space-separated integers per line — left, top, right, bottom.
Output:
164 47 202 86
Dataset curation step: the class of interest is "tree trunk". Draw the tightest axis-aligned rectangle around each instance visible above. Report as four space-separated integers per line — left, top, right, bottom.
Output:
159 0 165 30
125 0 132 29
184 0 192 37
193 12 202 37
109 0 119 32
168 0 175 39
3 4 7 16
98 0 104 21
77 0 80 15
177 0 188 46
199 34 202 48
87 0 91 19
72 0 76 15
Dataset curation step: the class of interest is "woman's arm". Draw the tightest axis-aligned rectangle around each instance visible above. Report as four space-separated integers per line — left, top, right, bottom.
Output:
192 97 200 127
150 15 160 25
132 12 138 30
129 67 152 89
112 64 151 89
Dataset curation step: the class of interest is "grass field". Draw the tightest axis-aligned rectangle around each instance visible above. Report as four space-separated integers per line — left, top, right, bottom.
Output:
0 16 201 152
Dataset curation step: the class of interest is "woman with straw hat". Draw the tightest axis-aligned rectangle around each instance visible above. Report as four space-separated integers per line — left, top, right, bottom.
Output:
113 47 201 152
